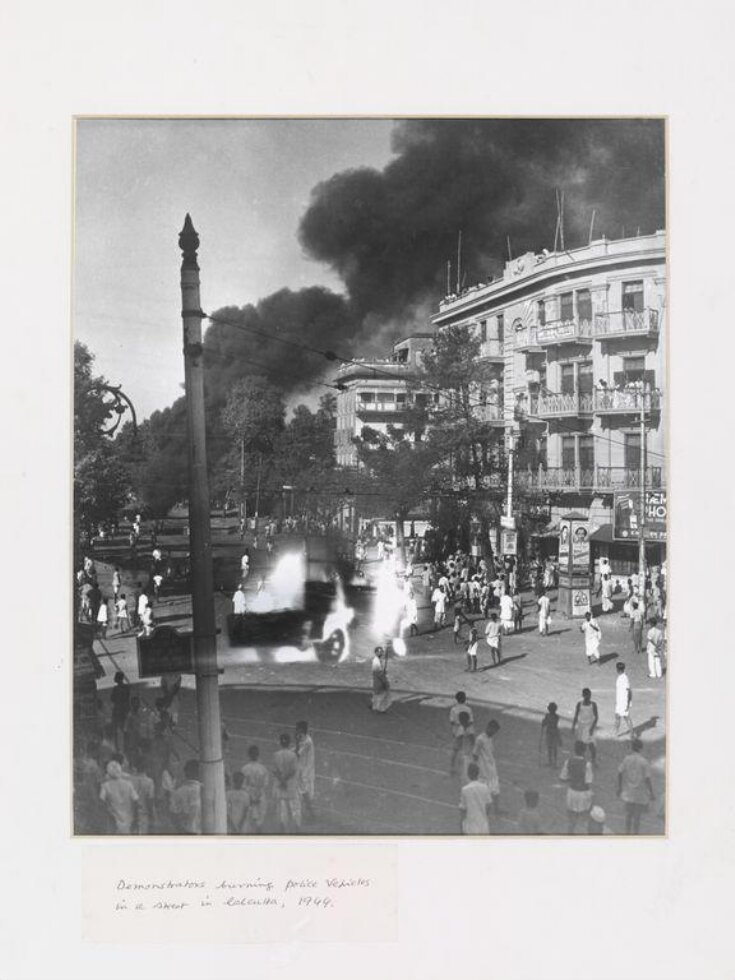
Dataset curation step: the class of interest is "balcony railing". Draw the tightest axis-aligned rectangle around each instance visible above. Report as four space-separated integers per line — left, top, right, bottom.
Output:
479 338 504 359
356 401 404 414
594 387 662 414
535 317 593 345
473 402 504 422
529 391 595 417
593 308 659 339
516 466 664 493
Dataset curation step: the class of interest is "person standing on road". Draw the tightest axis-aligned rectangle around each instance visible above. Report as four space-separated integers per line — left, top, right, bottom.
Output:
512 589 524 633
449 692 474 775
96 596 109 639
110 671 131 752
99 760 139 834
371 647 392 713
273 733 301 832
459 762 493 834
432 584 447 630
599 573 614 613
572 688 599 765
465 624 479 672
241 745 269 833
232 584 247 616
111 567 122 599
580 611 601 665
629 599 644 656
517 789 544 834
537 590 551 636
617 738 655 834
403 589 419 637
560 740 594 834
614 662 634 737
473 719 501 813
295 720 316 822
170 759 203 834
646 617 665 679
499 590 514 635
484 612 502 666
540 702 562 767
115 593 130 633
226 771 251 835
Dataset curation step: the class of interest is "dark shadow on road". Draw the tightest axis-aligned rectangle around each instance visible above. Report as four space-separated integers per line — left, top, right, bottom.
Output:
479 654 527 671
632 715 660 737
598 652 620 666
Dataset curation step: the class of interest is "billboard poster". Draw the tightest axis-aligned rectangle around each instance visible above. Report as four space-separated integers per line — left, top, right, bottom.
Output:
614 490 667 542
571 523 590 572
559 519 571 563
501 529 517 555
572 588 591 617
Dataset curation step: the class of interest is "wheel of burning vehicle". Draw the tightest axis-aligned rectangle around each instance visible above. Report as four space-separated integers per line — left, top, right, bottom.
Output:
315 628 346 664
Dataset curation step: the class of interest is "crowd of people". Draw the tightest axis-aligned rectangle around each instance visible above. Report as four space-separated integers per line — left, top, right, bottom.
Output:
74 671 317 835
450 683 659 836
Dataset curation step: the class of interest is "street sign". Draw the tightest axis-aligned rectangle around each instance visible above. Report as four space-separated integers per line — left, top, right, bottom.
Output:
613 490 667 541
500 515 516 530
137 625 194 679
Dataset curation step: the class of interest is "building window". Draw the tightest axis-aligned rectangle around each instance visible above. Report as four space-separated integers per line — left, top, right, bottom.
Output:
537 299 546 326
497 314 505 345
578 435 594 471
359 392 374 402
577 360 593 395
560 292 574 321
478 320 487 343
561 363 575 395
622 356 646 384
576 288 592 322
396 393 406 405
622 281 644 312
625 432 641 471
415 393 428 407
562 436 576 470
392 348 408 363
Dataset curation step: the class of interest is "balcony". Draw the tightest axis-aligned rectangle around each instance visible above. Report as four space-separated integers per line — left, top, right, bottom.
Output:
356 401 404 416
535 317 593 346
516 466 664 493
529 391 595 418
594 387 662 415
473 402 504 424
479 338 505 362
514 325 543 352
593 308 659 340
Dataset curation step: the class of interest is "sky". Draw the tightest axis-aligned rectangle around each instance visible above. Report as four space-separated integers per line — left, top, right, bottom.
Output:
74 118 396 420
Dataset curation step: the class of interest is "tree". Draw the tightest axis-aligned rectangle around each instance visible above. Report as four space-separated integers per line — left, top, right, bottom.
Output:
220 376 286 515
354 409 439 562
420 324 507 553
74 343 131 537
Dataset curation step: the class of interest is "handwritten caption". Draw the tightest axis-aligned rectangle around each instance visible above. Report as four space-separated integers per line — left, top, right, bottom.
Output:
112 875 372 915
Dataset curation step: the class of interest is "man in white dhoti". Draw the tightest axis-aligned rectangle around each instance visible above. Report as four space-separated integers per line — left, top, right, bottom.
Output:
459 762 493 835
580 611 601 664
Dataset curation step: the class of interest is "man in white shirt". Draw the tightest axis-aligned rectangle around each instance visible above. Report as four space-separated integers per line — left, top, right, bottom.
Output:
614 661 633 736
232 584 247 615
646 618 665 679
459 762 493 834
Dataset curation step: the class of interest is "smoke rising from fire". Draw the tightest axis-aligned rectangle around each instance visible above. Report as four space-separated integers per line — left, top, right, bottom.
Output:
205 118 664 395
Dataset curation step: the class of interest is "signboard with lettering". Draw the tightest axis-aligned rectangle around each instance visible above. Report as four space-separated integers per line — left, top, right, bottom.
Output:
137 625 194 679
614 490 667 542
501 529 517 556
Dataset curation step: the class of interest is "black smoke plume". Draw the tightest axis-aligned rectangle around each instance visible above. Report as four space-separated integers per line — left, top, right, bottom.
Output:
205 118 664 393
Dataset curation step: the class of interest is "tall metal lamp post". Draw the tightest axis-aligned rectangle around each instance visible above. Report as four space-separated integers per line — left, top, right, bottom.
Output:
179 214 227 833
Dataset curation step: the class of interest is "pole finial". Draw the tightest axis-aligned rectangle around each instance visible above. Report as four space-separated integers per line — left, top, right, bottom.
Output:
179 213 200 270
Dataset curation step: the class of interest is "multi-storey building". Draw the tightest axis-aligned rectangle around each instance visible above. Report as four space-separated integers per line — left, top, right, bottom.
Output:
432 231 666 567
333 334 435 468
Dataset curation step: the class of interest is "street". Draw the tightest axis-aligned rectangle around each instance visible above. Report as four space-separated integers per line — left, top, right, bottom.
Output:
89 529 666 836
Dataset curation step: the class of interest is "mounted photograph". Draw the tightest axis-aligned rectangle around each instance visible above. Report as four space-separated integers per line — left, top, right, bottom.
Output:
73 117 667 836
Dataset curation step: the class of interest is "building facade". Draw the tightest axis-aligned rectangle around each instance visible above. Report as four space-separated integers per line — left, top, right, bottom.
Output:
432 232 667 536
334 334 435 468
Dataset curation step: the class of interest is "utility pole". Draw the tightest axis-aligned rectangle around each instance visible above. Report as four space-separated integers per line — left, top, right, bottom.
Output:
178 214 227 834
506 431 515 521
638 382 648 601
240 436 245 523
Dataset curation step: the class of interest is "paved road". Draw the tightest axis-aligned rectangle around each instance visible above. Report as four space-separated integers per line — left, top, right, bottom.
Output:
85 526 666 835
